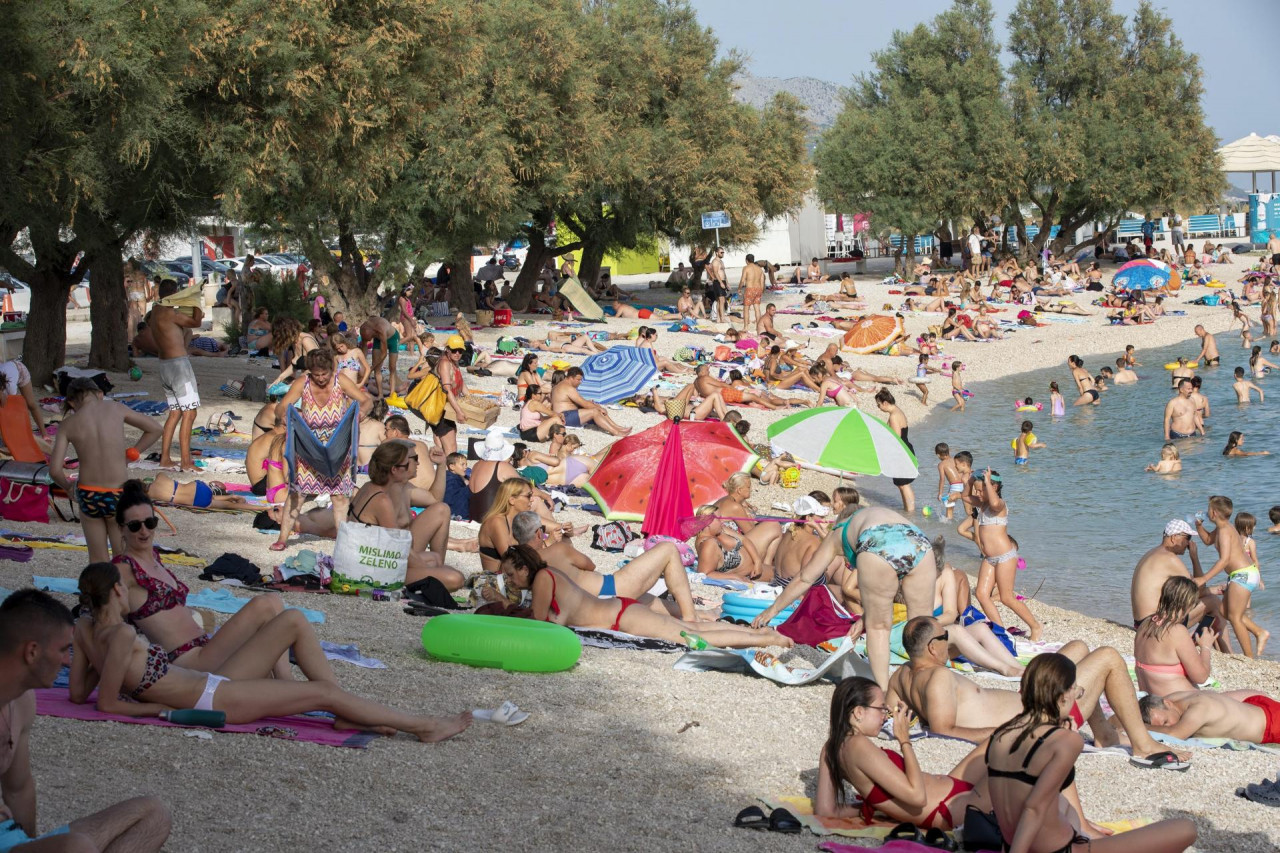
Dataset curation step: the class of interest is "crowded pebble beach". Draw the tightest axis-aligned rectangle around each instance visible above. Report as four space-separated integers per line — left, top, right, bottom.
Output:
5 251 1280 852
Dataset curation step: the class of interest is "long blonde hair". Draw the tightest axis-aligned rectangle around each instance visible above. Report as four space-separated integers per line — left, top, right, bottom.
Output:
483 478 532 522
1138 576 1199 642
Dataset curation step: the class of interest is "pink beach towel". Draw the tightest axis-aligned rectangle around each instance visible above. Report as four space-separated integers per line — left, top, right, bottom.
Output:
35 688 380 749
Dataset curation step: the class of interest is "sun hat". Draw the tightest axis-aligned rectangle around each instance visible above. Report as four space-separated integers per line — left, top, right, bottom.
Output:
478 429 515 461
920 257 933 265
446 335 467 350
1164 518 1195 537
792 495 828 517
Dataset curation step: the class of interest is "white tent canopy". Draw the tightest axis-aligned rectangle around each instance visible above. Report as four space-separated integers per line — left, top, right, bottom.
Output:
1217 132 1280 189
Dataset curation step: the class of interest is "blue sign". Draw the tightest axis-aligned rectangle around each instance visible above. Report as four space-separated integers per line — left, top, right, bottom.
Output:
701 210 731 230
1249 193 1280 243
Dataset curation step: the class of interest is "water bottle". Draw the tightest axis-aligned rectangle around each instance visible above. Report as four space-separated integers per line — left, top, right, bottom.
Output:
160 709 226 727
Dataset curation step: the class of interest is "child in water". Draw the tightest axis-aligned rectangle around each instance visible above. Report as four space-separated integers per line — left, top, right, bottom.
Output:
1145 443 1182 473
1270 506 1280 535
1124 343 1141 368
1225 512 1268 657
949 361 969 412
1222 431 1270 458
1232 367 1265 403
1012 420 1045 465
1048 381 1065 416
934 443 962 520
913 353 940 405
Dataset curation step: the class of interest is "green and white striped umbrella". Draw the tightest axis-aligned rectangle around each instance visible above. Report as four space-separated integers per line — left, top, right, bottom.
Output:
765 406 918 478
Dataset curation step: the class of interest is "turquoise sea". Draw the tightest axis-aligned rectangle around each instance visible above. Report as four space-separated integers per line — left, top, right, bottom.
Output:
863 332 1280 650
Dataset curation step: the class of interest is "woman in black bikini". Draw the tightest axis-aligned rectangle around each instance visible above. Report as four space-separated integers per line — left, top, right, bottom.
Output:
987 654 1195 853
477 479 535 573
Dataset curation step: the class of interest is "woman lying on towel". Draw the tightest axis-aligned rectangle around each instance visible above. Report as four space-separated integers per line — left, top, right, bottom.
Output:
112 480 295 678
501 544 790 649
816 676 992 833
146 473 249 510
70 561 471 742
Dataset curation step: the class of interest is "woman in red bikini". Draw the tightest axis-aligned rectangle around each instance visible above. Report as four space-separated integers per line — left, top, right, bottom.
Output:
816 676 991 834
501 545 789 649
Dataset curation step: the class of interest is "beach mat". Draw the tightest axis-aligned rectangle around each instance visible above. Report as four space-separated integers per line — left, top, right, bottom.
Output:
761 796 895 839
557 275 605 321
35 688 380 749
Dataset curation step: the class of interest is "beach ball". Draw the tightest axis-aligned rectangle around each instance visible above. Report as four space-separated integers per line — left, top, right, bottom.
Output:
129 367 143 381
922 506 932 518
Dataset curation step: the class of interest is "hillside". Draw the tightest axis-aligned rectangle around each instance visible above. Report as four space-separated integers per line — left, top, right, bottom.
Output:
732 71 844 129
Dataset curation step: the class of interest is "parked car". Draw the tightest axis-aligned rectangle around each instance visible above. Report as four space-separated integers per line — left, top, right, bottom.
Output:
163 258 231 280
0 272 31 312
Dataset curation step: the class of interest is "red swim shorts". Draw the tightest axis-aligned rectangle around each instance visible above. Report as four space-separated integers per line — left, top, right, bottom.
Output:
1243 695 1280 744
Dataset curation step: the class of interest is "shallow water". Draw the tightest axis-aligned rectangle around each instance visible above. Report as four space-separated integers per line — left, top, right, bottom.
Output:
892 332 1280 649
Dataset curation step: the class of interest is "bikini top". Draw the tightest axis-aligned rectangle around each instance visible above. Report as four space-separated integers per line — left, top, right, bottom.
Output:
543 572 561 619
985 729 1075 791
115 551 188 624
979 509 1008 527
348 489 383 524
131 642 171 699
861 748 904 821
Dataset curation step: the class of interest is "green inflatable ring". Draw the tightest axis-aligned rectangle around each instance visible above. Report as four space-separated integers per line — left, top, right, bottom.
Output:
420 613 582 672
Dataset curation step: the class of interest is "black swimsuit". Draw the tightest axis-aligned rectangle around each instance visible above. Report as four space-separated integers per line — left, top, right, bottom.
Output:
987 729 1087 853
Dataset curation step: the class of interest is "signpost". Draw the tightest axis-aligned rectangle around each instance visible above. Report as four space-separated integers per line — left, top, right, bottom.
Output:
701 210 731 247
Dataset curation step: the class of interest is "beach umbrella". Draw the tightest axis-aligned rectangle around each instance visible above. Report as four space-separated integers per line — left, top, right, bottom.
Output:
577 346 658 405
640 420 694 539
1113 259 1171 291
841 314 901 354
766 406 918 479
585 420 759 522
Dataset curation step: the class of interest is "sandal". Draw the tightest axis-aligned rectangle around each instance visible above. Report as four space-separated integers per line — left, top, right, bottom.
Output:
732 806 769 831
1129 750 1190 771
767 807 802 834
887 823 924 843
922 827 958 851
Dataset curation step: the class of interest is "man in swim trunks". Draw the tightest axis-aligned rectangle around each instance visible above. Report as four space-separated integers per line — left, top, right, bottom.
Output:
1163 379 1199 440
0 590 172 851
1130 520 1203 625
148 280 203 470
1193 324 1219 366
706 247 728 323
887 616 1190 770
359 315 401 398
550 368 630 436
738 254 766 329
1141 689 1280 745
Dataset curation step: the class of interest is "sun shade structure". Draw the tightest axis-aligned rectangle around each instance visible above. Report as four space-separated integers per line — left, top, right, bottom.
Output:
576 346 658 405
841 314 901 354
585 420 759 522
1217 133 1280 192
639 420 695 539
766 406 918 479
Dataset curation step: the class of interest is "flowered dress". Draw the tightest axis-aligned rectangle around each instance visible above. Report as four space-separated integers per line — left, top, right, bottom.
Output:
294 374 354 496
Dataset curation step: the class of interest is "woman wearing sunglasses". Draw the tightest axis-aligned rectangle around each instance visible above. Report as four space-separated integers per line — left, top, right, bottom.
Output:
111 480 294 678
71 561 471 743
815 675 992 837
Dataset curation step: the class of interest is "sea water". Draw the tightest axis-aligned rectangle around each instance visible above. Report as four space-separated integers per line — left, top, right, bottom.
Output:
861 331 1280 649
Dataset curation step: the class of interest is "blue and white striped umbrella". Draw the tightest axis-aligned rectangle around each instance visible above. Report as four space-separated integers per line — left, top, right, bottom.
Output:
577 346 659 404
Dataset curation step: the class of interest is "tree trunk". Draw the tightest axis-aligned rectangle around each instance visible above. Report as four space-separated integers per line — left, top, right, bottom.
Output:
299 228 377 318
510 227 551 312
577 239 607 293
449 245 477 315
86 240 131 372
24 267 75 387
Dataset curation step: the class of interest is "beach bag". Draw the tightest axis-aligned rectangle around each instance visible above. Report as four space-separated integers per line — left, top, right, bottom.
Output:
331 521 411 590
960 805 1002 851
0 478 48 523
243 375 267 402
642 535 696 567
404 374 446 425
590 521 638 552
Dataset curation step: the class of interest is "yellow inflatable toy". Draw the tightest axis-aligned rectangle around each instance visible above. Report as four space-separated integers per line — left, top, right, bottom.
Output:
1164 362 1198 370
1011 432 1037 450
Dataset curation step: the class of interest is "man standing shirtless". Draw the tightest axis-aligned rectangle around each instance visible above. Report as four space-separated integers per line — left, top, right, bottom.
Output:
1163 379 1198 440
359 315 401 398
148 280 203 470
0 590 171 852
1193 324 1219 367
887 616 1189 770
706 247 728 323
738 254 765 330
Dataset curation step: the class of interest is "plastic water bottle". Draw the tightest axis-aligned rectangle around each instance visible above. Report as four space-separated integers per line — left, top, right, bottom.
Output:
160 709 226 727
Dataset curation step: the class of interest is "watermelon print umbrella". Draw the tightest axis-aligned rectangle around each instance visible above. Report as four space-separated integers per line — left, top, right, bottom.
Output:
841 314 901 354
766 406 918 479
1112 259 1171 291
577 346 658 404
585 420 759 522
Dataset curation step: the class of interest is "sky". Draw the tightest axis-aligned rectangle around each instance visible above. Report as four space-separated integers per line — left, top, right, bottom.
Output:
688 0 1280 146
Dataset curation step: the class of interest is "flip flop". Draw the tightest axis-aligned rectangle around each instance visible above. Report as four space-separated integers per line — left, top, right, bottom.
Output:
887 823 924 843
767 807 802 834
1129 751 1190 771
732 805 769 831
471 701 530 726
922 827 958 851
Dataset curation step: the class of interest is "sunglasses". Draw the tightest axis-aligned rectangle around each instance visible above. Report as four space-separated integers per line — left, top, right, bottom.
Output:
125 516 159 533
930 631 949 644
395 455 419 469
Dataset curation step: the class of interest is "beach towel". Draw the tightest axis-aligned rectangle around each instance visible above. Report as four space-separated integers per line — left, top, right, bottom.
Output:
1150 731 1280 756
185 588 326 624
761 796 895 838
35 688 379 749
285 403 359 484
